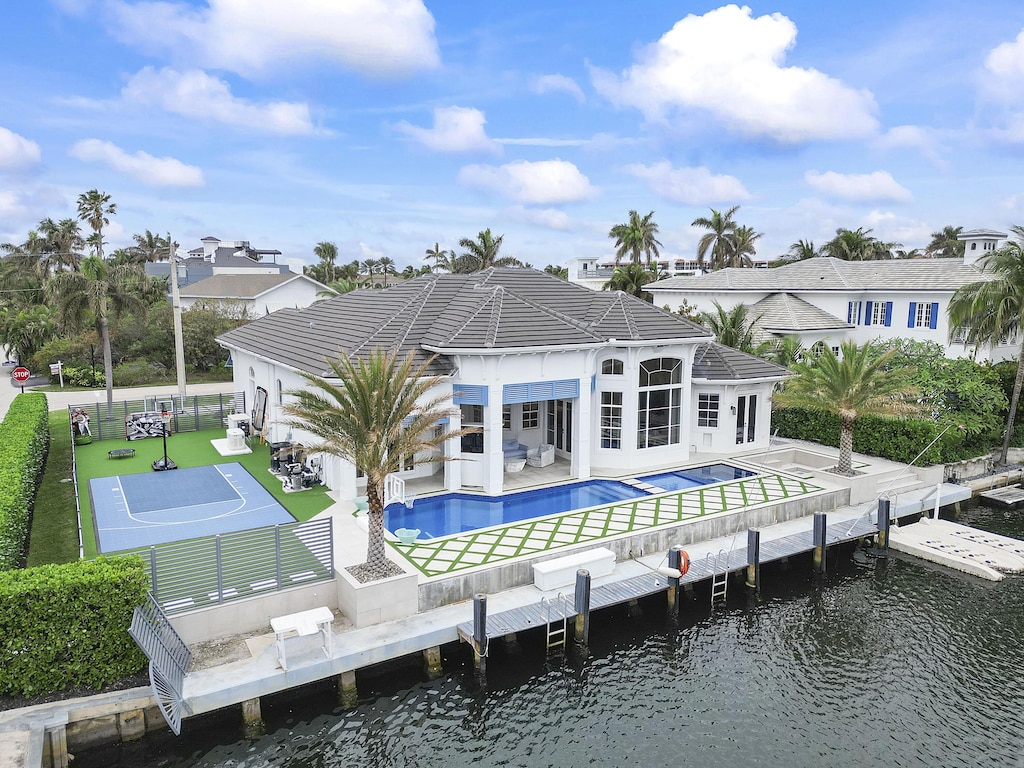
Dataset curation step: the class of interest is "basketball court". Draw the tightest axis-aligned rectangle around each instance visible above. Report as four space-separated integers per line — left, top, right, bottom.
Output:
89 462 295 553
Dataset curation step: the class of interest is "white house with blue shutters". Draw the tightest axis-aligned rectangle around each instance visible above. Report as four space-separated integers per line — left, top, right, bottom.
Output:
647 229 1016 362
217 268 789 501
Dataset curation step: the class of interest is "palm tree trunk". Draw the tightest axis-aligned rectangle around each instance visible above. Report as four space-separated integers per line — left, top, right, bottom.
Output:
99 311 114 412
837 413 855 475
364 480 389 577
999 342 1024 464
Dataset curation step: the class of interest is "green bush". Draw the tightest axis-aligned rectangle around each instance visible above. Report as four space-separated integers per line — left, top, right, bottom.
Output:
57 365 104 388
772 406 944 466
0 556 148 696
0 393 49 571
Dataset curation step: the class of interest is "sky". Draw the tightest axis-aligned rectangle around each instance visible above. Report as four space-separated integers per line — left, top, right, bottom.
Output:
3 1 1024 274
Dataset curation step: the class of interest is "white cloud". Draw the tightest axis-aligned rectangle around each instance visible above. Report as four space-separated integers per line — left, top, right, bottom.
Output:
591 4 878 143
533 74 585 103
625 161 750 204
123 68 315 135
107 0 440 79
0 127 42 172
985 27 1024 100
805 170 912 203
457 159 597 205
395 107 500 153
874 125 948 168
69 139 204 186
506 206 572 230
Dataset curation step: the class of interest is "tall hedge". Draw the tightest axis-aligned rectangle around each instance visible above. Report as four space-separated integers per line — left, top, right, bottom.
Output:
771 407 943 466
0 556 148 696
0 392 49 571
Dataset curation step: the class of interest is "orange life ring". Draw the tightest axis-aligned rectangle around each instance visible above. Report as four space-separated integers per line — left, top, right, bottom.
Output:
678 549 690 577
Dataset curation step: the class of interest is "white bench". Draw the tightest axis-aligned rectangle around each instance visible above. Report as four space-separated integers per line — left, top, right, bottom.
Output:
270 606 334 671
532 547 616 591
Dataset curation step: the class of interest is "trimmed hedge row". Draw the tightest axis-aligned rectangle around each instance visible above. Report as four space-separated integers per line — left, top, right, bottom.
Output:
771 407 944 466
0 556 148 696
0 392 49 571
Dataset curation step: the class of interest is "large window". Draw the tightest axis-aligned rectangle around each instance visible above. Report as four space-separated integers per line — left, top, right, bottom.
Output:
461 404 484 453
601 392 622 449
637 357 682 449
914 302 932 328
697 393 719 427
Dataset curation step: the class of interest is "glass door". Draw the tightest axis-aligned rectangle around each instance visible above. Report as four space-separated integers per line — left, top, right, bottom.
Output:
546 399 573 452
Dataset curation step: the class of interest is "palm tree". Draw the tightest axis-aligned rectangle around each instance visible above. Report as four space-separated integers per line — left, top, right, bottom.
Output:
458 229 523 272
313 241 339 283
776 239 818 266
699 301 766 354
379 257 398 277
543 264 569 280
316 279 361 299
77 189 116 260
281 348 468 581
926 226 964 259
948 225 1024 463
0 304 59 363
37 217 85 274
129 230 170 263
608 210 662 267
763 335 805 368
822 227 881 261
692 205 740 271
424 243 449 273
602 263 655 301
716 224 761 270
773 340 915 475
46 256 147 408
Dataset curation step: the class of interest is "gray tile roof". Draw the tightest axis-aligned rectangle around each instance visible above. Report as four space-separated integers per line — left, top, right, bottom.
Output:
180 273 311 299
750 293 850 333
647 256 993 293
217 268 713 376
691 343 791 382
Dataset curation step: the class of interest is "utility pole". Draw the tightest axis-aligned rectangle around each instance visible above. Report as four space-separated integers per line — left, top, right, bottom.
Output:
169 233 187 400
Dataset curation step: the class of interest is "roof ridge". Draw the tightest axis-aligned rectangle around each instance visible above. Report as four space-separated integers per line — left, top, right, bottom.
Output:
351 278 436 355
485 286 504 347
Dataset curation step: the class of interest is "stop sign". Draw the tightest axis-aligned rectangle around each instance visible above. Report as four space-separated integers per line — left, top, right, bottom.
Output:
11 366 30 384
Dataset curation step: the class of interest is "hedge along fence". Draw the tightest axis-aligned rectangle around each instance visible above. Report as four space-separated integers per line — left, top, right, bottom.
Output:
0 392 50 571
771 407 944 466
0 556 149 697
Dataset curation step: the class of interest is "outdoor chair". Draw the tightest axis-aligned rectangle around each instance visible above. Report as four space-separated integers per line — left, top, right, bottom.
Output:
526 443 555 468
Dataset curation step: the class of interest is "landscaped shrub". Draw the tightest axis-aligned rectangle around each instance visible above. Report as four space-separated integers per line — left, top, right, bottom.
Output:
771 406 943 466
0 392 49 571
56 365 104 388
0 556 148 696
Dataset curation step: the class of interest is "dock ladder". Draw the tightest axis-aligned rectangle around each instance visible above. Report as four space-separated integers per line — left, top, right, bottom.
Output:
709 549 730 607
542 593 570 653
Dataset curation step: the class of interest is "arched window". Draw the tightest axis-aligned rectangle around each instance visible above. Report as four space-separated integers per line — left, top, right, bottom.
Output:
277 379 284 405
637 357 682 448
601 359 624 375
248 366 256 405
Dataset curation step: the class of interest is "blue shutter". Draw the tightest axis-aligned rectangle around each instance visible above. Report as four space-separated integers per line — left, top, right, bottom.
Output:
454 385 488 406
503 379 580 404
929 302 939 330
884 302 893 327
908 302 916 328
864 301 873 326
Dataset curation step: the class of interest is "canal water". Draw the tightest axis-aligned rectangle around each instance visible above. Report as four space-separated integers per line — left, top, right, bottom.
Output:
79 502 1024 768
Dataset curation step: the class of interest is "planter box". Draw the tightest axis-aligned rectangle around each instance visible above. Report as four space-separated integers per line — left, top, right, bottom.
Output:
337 566 418 628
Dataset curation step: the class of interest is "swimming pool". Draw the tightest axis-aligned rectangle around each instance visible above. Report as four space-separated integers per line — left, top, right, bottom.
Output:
385 479 647 540
638 463 755 492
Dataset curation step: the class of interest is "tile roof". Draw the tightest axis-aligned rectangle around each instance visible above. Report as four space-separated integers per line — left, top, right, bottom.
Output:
691 342 791 381
750 293 851 333
647 256 993 293
180 273 310 299
217 268 713 376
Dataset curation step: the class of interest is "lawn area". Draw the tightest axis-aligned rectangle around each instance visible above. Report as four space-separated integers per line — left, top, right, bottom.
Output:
39 413 334 561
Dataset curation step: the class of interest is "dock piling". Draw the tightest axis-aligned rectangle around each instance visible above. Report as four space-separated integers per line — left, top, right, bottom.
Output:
573 568 592 646
422 646 443 680
746 528 760 590
813 512 827 573
876 499 890 549
337 670 359 708
473 593 487 673
241 697 264 737
667 547 682 613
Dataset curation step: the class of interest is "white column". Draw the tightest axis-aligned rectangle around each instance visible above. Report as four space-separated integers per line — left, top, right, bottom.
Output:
482 386 504 495
573 383 592 480
445 409 462 492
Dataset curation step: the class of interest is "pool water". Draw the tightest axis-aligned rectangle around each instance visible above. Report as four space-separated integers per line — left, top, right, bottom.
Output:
639 463 755 491
385 479 647 540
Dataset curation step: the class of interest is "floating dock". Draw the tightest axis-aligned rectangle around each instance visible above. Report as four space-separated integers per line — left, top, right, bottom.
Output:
977 483 1024 507
887 517 1024 581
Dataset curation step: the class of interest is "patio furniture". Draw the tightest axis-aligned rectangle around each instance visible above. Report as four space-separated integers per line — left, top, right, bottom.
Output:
502 437 528 460
526 443 554 468
504 458 527 473
395 527 421 544
353 495 369 514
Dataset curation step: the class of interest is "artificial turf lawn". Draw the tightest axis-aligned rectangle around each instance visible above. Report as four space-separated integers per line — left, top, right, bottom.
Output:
64 419 333 558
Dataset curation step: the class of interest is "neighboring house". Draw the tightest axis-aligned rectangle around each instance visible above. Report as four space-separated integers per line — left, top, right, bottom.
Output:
146 236 292 288
568 255 770 291
217 268 788 503
647 229 1013 361
179 273 329 317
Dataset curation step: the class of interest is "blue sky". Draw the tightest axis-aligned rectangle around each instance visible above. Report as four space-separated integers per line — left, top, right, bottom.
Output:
3 1 1024 273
